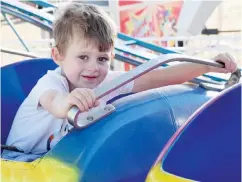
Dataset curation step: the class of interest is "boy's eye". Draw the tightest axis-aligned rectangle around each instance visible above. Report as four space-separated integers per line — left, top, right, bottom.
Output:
98 57 108 62
78 55 88 60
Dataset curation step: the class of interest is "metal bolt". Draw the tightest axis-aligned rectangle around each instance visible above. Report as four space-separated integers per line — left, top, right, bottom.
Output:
104 106 111 111
87 116 94 121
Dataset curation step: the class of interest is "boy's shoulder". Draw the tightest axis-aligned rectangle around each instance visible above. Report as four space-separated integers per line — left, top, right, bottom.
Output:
45 66 62 78
38 67 66 84
102 70 126 83
31 67 69 98
107 70 126 77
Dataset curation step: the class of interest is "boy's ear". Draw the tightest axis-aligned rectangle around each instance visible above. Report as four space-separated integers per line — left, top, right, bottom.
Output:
51 47 63 66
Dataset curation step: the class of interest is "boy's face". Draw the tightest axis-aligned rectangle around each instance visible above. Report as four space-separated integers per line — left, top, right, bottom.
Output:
53 37 113 91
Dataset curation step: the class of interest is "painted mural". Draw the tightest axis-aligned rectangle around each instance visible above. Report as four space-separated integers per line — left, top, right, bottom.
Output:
119 1 183 38
119 1 183 70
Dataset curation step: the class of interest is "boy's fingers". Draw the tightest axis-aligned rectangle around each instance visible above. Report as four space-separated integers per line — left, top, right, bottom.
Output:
225 54 233 71
80 89 92 109
94 100 100 107
73 91 89 111
215 53 237 73
231 62 237 73
79 93 90 111
83 89 96 108
225 52 236 62
216 55 229 68
212 67 228 74
222 55 236 73
68 95 85 112
225 53 237 72
219 68 229 73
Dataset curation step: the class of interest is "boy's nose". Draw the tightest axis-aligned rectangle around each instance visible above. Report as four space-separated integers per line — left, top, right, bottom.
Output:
86 61 99 72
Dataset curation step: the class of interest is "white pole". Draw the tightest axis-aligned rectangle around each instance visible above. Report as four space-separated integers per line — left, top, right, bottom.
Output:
109 0 124 71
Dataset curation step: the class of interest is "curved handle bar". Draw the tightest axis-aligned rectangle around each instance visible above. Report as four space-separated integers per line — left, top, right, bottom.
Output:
67 53 225 126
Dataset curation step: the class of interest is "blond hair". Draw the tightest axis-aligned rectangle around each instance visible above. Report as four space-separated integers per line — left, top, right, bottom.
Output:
53 3 117 54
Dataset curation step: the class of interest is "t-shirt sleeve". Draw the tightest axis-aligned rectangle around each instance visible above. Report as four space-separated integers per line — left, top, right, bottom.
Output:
114 71 134 94
100 71 134 102
29 68 69 109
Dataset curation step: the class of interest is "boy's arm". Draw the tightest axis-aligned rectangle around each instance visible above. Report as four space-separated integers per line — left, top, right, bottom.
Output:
40 90 69 119
132 53 237 93
132 63 208 92
39 88 99 119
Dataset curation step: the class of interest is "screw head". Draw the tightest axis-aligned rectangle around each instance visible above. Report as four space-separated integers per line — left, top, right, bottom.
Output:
104 106 111 111
87 116 94 121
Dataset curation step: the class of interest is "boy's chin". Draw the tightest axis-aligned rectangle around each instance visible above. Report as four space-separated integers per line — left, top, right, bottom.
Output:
77 83 99 89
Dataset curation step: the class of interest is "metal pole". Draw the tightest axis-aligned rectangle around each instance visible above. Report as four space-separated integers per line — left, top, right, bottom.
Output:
2 12 30 52
1 47 39 58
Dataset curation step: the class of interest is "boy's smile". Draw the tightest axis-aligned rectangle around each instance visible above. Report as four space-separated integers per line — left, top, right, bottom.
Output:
81 73 99 82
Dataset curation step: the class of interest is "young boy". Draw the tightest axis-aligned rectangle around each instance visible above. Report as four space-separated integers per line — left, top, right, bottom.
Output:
2 3 237 161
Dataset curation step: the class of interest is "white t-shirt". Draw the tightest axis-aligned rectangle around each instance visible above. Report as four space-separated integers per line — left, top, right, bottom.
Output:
2 67 134 161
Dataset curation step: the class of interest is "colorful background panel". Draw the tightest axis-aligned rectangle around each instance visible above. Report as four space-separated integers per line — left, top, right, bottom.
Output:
120 1 183 37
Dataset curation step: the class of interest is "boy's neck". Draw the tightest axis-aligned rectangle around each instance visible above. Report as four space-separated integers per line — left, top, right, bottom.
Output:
67 80 76 92
59 67 76 92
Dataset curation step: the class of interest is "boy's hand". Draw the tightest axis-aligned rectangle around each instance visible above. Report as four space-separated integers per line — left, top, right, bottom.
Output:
39 88 100 119
67 88 100 113
209 52 238 73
